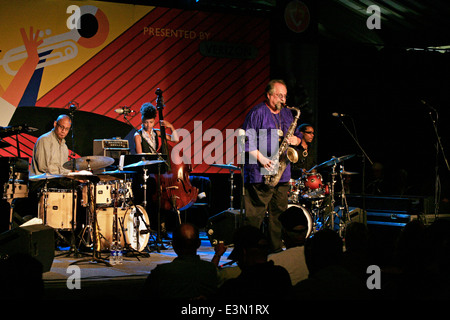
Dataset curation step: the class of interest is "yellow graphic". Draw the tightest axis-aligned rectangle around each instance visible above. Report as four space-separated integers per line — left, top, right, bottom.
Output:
0 0 153 101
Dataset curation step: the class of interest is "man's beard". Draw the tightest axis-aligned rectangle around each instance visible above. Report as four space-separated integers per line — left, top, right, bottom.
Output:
275 102 284 111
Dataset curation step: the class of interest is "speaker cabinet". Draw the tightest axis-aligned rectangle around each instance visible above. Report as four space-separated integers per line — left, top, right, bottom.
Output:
0 224 55 272
206 209 243 246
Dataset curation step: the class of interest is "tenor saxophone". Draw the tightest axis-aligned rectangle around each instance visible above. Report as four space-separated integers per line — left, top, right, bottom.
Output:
264 106 301 187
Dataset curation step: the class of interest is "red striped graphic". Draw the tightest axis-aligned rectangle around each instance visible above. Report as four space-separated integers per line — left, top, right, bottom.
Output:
35 7 270 173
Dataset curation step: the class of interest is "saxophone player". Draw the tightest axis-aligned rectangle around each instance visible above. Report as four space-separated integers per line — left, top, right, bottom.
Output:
241 79 303 253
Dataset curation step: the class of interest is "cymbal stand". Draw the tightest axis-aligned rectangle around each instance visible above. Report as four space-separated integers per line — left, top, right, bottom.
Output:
323 161 343 234
71 179 111 267
228 168 236 210
336 165 351 237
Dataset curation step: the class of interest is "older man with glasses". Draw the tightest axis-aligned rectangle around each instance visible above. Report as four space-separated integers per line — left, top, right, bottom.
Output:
31 114 72 176
241 79 303 253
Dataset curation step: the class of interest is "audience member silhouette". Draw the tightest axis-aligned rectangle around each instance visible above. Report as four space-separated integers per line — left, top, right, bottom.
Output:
293 228 369 300
268 205 309 285
381 219 450 299
142 223 218 299
215 225 292 300
342 222 372 282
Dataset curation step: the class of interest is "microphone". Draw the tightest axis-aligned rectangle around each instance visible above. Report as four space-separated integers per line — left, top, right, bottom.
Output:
332 112 349 117
115 106 135 114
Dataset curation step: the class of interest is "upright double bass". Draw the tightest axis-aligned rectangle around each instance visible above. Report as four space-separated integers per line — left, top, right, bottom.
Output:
154 89 198 216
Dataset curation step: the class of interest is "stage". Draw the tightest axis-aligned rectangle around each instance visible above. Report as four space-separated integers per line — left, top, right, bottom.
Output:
41 234 231 300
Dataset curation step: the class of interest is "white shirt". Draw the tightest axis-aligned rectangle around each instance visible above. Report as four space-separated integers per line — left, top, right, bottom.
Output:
31 129 70 176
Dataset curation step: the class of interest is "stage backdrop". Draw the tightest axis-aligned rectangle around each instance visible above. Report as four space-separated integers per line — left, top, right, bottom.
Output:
0 1 270 174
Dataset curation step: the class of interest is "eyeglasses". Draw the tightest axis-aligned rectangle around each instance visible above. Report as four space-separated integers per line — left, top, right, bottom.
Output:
304 131 315 135
272 93 288 100
57 123 71 132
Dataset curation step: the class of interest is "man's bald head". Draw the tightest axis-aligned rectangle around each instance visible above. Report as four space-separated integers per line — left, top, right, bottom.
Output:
172 223 201 256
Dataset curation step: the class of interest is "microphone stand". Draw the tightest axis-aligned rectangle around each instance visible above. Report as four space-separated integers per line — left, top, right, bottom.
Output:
427 104 450 220
336 116 374 221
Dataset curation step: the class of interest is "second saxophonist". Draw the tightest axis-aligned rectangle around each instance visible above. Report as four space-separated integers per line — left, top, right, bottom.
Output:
241 79 303 253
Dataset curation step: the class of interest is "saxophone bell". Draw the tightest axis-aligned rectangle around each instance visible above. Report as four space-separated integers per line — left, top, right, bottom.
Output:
287 147 299 163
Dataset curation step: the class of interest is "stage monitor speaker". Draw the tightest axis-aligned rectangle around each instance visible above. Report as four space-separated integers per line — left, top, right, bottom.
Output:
348 207 367 224
206 209 243 246
0 224 55 272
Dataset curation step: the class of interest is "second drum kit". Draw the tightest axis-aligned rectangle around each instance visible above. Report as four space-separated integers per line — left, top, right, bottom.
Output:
29 155 164 259
287 154 357 237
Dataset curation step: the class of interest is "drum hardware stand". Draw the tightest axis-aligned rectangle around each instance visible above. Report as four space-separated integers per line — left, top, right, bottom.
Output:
323 161 348 236
141 166 162 252
71 178 112 267
124 204 151 259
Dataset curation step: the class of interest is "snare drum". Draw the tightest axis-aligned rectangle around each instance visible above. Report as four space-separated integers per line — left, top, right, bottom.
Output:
39 189 76 230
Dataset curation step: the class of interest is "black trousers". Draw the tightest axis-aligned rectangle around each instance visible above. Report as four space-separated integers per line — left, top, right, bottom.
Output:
243 182 289 252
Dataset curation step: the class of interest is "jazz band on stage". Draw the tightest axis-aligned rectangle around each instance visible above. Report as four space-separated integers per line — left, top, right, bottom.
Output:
1 81 352 258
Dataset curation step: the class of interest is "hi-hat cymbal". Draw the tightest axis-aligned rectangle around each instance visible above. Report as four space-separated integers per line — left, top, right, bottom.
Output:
63 156 115 171
29 173 65 180
210 163 241 171
123 160 166 168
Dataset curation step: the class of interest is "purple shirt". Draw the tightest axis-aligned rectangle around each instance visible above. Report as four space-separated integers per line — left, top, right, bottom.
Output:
242 102 303 184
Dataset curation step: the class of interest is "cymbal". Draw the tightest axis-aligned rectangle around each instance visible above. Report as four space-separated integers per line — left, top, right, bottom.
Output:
29 173 65 180
63 156 115 171
102 170 136 175
123 160 166 169
341 170 359 175
312 154 355 170
65 171 100 182
210 163 241 171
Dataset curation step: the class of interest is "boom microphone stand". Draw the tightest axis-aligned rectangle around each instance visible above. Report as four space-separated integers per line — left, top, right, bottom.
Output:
422 100 450 220
334 115 374 222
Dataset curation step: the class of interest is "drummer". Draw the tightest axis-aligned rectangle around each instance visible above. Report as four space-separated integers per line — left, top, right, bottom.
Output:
31 114 72 177
291 123 316 179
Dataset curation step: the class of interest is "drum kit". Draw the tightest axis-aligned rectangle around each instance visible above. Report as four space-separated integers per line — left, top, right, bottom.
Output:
29 155 166 265
288 154 357 237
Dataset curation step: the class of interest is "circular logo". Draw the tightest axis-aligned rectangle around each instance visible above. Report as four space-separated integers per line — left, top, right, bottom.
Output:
284 0 310 34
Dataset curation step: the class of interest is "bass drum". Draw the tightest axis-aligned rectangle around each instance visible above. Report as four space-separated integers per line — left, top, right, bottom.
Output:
287 204 313 239
124 205 150 252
